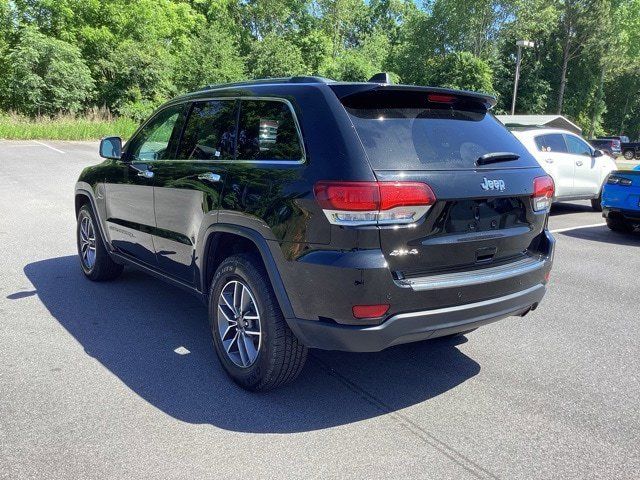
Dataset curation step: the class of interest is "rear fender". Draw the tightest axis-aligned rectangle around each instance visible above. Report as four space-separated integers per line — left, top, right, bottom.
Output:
197 223 295 320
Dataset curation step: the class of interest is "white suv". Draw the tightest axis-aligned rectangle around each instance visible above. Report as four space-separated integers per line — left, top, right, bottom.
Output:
511 128 617 211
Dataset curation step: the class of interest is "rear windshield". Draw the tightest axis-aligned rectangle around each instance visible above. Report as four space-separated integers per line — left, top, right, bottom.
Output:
342 92 538 170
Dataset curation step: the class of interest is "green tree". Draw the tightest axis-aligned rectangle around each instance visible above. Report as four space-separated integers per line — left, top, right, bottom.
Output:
1 26 94 115
174 24 245 92
424 51 495 93
248 34 309 78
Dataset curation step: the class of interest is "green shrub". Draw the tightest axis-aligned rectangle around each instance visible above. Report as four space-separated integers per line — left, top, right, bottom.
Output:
0 111 138 140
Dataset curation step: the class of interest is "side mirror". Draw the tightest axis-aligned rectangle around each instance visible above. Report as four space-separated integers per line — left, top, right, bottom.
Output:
99 136 123 159
593 149 604 158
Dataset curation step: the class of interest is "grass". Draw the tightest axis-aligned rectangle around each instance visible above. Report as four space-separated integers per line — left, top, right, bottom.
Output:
0 110 138 140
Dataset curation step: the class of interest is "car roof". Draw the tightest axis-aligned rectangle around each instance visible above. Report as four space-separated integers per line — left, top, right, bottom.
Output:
171 76 497 109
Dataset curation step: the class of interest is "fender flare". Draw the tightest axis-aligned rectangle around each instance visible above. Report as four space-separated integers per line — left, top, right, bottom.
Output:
200 224 295 320
74 186 112 253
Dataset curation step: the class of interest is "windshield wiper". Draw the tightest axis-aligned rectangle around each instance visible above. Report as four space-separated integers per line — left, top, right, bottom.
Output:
476 152 520 166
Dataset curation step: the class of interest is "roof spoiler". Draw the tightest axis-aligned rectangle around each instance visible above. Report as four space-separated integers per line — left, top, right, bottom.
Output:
330 83 497 110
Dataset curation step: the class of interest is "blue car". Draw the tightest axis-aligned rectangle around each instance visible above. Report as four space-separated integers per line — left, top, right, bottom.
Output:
602 165 640 233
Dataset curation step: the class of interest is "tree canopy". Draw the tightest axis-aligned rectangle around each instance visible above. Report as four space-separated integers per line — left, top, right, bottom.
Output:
1 0 638 137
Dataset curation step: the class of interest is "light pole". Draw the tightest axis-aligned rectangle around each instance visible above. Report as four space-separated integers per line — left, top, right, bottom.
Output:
511 40 535 115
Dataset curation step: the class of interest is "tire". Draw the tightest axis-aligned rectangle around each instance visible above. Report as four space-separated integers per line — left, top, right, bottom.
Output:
606 217 632 233
208 253 307 391
76 204 124 281
591 193 602 212
623 150 635 160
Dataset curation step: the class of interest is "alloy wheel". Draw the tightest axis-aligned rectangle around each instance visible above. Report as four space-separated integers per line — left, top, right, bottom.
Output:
217 280 262 368
79 215 97 270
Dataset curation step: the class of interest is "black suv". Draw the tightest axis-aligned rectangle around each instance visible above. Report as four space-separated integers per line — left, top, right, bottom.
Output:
75 76 555 390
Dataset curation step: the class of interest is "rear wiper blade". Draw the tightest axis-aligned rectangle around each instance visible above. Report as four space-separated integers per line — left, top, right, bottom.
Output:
476 152 520 166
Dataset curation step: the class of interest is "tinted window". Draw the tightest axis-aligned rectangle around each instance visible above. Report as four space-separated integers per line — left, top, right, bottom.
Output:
534 134 567 153
128 105 183 161
177 100 237 160
565 135 592 156
237 100 303 161
343 101 537 170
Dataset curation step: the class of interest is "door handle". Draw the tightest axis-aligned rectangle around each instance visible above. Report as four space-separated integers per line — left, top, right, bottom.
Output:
198 172 222 183
576 160 583 166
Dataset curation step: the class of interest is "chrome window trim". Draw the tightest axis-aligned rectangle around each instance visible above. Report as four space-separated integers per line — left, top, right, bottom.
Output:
141 96 306 166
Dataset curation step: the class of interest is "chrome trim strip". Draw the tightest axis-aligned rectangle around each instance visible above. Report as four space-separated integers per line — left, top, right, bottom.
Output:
391 284 544 320
397 256 546 291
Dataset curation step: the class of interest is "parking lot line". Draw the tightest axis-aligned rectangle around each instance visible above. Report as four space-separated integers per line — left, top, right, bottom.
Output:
33 140 65 154
550 222 606 234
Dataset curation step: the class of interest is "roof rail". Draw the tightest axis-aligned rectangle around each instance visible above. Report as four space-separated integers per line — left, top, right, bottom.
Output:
198 76 334 91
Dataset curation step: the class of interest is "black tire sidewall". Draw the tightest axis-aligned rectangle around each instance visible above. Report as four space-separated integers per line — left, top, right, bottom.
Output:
208 255 277 389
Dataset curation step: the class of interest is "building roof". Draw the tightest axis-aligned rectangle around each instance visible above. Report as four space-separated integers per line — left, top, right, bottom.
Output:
496 115 582 135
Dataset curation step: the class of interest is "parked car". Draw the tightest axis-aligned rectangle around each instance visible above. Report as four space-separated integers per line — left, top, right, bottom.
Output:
597 136 640 160
597 135 630 144
511 128 617 211
589 138 621 157
602 166 640 233
621 141 640 160
75 76 555 390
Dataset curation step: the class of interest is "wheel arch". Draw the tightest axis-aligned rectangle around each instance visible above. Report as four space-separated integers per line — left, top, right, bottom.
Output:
74 187 111 253
200 224 295 320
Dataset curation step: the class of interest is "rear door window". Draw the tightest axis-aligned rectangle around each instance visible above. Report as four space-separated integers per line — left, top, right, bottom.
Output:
534 134 568 153
177 100 237 160
565 134 592 156
236 100 303 161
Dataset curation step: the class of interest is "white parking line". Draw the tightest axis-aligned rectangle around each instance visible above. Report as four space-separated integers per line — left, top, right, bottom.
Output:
550 222 606 233
33 140 65 154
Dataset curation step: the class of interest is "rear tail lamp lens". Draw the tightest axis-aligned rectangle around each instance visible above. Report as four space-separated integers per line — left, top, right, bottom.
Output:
532 175 554 212
607 175 632 186
352 304 390 319
314 181 436 226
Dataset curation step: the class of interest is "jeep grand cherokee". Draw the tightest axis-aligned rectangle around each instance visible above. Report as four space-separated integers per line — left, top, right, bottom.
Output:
75 75 555 390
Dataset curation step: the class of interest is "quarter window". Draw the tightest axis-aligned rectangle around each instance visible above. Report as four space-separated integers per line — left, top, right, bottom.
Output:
236 100 303 161
177 100 237 160
128 105 183 161
565 135 592 156
534 134 568 153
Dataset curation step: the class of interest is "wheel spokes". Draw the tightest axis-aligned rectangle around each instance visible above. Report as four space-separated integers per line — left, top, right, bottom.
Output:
216 279 262 368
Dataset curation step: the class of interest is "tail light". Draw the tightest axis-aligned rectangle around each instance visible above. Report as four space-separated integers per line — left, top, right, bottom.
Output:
532 176 554 212
607 175 632 186
314 181 436 226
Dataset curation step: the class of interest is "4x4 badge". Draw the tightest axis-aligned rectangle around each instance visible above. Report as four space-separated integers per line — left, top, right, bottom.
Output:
481 177 506 191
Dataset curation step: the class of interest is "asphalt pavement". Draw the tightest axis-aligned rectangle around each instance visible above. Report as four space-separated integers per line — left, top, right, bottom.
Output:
0 140 638 479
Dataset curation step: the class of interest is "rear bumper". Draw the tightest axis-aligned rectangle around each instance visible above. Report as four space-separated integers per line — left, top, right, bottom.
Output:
287 283 546 352
603 207 640 223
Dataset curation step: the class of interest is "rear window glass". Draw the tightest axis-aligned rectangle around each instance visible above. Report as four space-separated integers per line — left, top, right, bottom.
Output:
342 92 537 170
